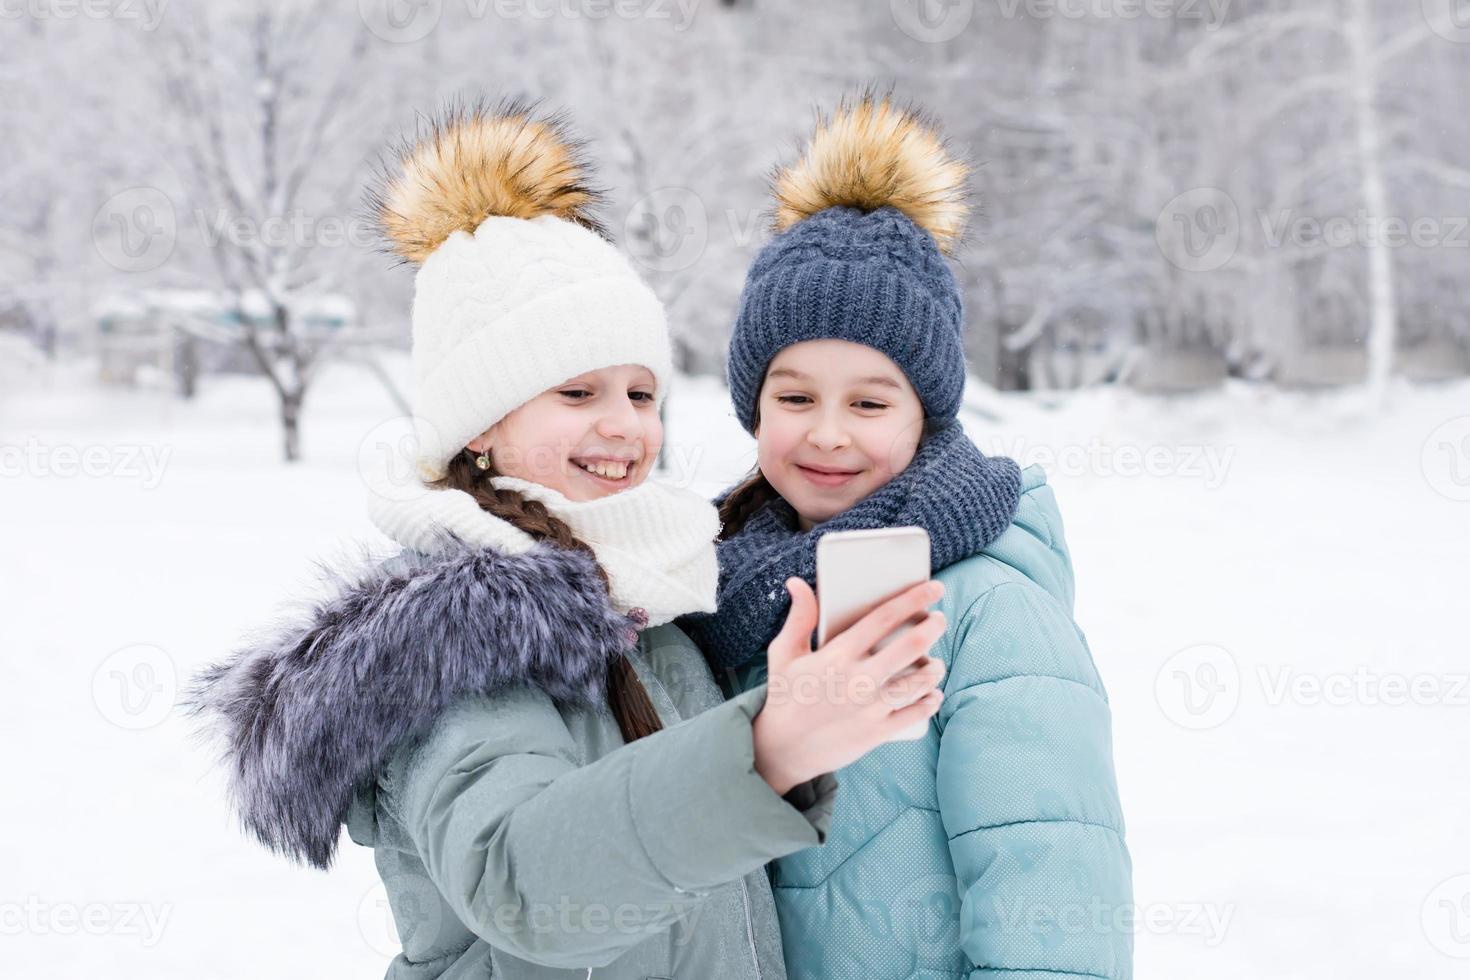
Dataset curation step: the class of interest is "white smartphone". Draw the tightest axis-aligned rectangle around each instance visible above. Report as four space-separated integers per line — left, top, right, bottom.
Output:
815 526 938 740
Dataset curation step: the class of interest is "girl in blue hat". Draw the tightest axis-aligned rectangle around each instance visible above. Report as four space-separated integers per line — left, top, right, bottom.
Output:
680 92 1134 980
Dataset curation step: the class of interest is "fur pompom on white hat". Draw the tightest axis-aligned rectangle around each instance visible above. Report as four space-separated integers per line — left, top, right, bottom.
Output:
367 96 673 482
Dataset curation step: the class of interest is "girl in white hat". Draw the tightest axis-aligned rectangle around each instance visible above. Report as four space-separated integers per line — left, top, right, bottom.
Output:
185 98 950 980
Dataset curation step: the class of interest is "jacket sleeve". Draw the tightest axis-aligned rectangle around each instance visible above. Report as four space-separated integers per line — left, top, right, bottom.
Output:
936 582 1133 980
382 681 835 969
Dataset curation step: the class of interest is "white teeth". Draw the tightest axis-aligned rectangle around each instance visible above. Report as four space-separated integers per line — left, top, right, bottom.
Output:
577 459 629 479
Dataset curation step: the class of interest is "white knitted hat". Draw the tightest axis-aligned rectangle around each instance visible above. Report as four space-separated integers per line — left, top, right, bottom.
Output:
370 99 673 482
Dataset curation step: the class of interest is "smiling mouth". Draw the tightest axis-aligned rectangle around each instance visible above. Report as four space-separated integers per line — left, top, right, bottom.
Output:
796 463 862 486
572 458 635 483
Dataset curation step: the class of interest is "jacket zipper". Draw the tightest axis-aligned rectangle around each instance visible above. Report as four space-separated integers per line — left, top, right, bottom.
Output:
738 875 762 980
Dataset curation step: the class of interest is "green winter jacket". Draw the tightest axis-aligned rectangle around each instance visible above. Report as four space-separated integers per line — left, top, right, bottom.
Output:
186 542 836 980
352 622 838 979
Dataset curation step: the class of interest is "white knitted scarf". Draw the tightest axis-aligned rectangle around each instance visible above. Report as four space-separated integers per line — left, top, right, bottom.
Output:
367 468 720 628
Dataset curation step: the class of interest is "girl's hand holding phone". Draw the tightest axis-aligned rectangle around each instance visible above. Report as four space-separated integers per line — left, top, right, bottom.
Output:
752 577 947 796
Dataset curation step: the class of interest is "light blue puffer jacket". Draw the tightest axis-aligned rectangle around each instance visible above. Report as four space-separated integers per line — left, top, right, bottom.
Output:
726 464 1133 979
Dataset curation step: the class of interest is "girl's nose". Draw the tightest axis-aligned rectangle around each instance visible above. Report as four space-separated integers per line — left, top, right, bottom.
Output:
595 397 642 440
806 411 851 451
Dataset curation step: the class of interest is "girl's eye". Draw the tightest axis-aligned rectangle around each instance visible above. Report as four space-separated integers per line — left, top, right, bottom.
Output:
561 389 592 400
775 395 811 405
856 401 888 410
630 390 655 403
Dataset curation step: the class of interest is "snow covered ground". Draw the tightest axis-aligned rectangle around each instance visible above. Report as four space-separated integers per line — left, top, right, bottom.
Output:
4 354 1467 978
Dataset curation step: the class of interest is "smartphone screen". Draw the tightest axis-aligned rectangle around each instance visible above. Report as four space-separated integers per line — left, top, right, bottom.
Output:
815 526 932 650
815 526 936 739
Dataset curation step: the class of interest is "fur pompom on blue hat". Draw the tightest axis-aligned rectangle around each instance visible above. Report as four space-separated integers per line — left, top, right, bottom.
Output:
726 91 972 434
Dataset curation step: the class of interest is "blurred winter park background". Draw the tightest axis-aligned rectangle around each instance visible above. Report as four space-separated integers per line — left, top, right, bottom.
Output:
3 0 1470 977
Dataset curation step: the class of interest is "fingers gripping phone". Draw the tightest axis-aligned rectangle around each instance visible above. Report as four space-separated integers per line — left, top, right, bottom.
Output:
815 526 937 740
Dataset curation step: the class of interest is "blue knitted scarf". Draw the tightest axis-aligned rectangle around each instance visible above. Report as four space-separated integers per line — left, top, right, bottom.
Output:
679 418 1023 675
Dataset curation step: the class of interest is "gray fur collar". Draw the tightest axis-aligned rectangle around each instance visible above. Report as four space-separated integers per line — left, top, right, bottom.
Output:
183 535 640 870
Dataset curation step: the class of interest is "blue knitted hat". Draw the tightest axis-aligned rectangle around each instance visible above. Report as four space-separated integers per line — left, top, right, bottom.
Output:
727 93 971 434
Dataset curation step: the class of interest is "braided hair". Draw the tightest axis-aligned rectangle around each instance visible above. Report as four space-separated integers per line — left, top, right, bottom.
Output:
715 467 780 540
432 449 665 743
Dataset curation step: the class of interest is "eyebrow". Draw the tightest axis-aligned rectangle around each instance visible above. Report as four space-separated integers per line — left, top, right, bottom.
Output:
767 367 902 389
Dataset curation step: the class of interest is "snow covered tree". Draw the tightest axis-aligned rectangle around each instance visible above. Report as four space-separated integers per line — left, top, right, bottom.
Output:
143 2 399 460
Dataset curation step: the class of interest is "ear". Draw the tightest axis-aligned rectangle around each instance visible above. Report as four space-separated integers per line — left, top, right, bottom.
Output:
465 422 496 455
